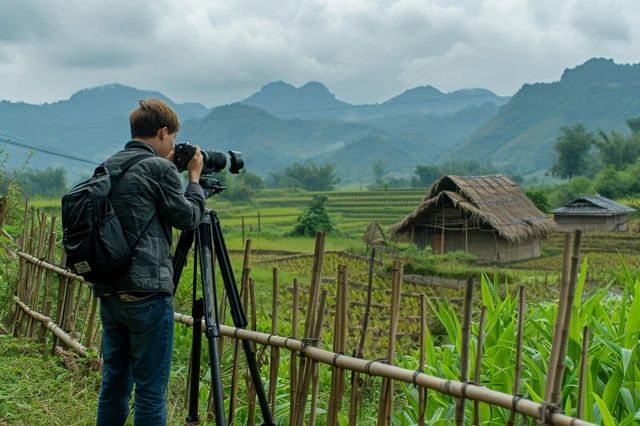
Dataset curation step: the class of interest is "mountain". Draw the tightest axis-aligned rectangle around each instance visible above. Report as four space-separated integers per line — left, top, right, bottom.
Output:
240 81 508 121
241 81 351 118
1 81 501 185
0 84 210 181
454 58 640 176
381 86 508 116
179 103 412 181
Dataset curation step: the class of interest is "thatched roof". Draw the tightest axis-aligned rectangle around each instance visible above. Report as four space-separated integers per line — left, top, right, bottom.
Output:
390 175 558 242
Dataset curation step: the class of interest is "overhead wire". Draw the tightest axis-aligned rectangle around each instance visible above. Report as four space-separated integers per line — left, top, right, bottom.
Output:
0 131 99 166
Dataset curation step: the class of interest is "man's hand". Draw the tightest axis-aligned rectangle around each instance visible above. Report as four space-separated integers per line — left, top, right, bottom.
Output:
188 146 204 183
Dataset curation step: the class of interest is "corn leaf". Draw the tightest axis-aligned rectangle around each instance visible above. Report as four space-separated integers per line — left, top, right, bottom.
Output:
593 393 618 426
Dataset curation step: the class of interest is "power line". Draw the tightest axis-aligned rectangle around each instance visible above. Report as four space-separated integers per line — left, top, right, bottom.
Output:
0 132 99 166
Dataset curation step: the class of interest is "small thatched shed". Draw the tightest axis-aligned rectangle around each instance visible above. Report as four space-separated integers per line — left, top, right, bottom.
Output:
551 195 636 232
389 175 558 263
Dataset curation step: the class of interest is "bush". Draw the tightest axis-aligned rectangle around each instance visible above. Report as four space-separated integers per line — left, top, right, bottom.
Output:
288 195 336 236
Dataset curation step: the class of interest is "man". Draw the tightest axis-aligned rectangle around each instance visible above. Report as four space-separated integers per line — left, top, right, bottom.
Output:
94 99 205 425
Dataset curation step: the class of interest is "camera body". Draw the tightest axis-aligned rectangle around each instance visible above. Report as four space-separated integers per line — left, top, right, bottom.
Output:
173 142 244 174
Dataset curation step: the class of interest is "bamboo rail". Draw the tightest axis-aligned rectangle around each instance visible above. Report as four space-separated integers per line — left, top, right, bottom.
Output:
173 313 594 426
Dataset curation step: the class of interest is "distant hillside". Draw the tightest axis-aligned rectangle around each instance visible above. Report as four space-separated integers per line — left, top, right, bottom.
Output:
241 81 350 117
0 82 501 185
455 58 640 176
240 81 507 121
0 84 209 181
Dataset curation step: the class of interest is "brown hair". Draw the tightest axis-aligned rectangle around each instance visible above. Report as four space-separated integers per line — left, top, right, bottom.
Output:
129 99 180 138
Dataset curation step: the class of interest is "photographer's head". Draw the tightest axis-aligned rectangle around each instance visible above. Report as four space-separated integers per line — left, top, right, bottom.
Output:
130 99 180 158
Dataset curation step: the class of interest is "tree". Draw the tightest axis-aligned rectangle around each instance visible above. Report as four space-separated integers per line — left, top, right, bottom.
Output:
270 162 340 191
595 130 640 169
372 160 387 187
550 124 595 181
289 195 336 236
626 116 640 134
14 167 67 197
525 189 550 213
411 165 440 188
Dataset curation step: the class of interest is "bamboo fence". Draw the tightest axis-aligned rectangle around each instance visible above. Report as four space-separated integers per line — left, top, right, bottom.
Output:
7 203 596 426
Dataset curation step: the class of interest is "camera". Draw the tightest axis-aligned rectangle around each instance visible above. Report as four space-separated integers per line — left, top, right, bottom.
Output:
173 142 244 174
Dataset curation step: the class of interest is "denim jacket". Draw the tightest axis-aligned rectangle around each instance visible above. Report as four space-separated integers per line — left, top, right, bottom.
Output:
92 141 205 296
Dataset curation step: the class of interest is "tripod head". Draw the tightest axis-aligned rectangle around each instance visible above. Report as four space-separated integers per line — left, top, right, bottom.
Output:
199 175 225 199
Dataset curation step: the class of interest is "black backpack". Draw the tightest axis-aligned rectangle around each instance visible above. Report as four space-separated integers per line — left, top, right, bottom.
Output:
61 153 152 282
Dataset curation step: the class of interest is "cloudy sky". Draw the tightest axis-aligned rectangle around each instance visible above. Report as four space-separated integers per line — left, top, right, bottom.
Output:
1 0 639 107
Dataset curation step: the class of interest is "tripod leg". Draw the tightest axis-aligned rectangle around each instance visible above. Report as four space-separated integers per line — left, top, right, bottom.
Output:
209 211 276 426
186 298 203 424
196 216 226 426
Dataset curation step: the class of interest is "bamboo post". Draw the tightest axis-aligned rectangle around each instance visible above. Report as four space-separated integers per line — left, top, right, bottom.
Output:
38 216 57 343
23 212 39 336
293 232 326 425
84 293 99 349
543 233 572 403
418 294 427 426
268 267 280 413
328 265 348 426
290 278 300 423
455 277 474 426
473 306 487 426
27 212 47 337
377 260 403 426
349 248 376 425
227 266 248 425
299 290 328 426
51 274 68 354
11 199 30 335
507 285 526 426
80 288 94 343
246 277 257 426
551 230 582 405
576 327 590 419
227 239 251 425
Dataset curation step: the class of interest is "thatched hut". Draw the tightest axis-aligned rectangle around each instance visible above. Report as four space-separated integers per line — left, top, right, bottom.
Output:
389 175 557 263
551 195 636 232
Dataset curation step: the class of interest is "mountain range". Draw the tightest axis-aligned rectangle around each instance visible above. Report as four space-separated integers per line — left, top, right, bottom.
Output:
0 57 638 185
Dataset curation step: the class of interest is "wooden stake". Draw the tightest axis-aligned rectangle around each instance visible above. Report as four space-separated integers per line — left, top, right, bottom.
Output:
507 285 526 426
576 327 590 419
455 277 474 425
294 290 327 426
418 294 427 426
328 265 348 426
349 248 376 425
38 216 57 343
551 230 582 405
293 232 326 424
377 260 403 426
544 233 572 403
268 267 280 414
473 306 487 426
290 278 300 424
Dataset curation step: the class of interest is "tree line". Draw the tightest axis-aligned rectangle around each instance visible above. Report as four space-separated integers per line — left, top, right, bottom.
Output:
548 117 640 200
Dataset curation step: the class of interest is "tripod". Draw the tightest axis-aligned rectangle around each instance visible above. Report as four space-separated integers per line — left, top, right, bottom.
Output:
172 182 275 426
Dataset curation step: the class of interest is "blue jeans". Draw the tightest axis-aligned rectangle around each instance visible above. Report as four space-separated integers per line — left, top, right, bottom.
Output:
97 293 174 426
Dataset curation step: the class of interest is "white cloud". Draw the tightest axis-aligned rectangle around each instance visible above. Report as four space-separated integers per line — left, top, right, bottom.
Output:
0 0 639 106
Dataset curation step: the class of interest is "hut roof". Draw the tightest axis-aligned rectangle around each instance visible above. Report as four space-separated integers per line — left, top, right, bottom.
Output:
551 194 636 216
390 174 558 242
